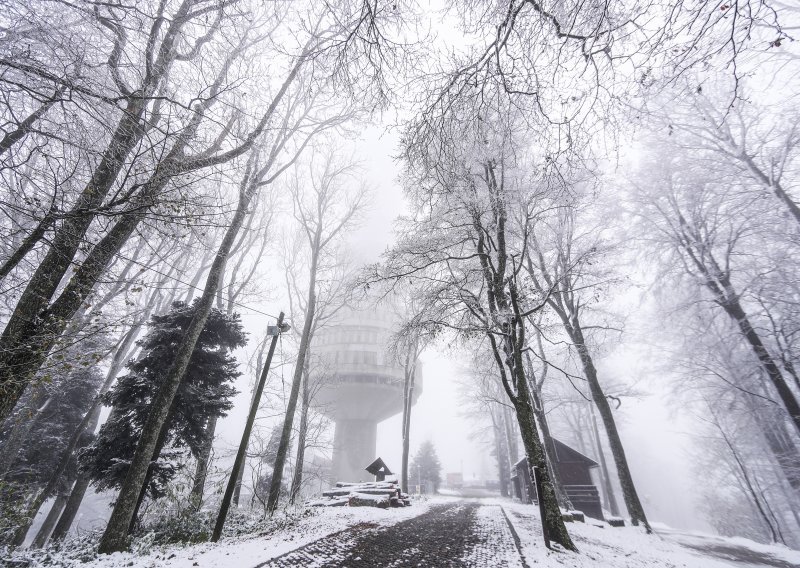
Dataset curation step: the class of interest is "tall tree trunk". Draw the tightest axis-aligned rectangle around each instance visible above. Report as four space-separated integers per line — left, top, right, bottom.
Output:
0 213 55 284
512 390 575 550
190 415 218 508
504 407 519 464
289 363 310 504
98 177 255 554
0 97 149 422
29 492 68 549
721 297 800 437
590 404 620 517
676 225 800 436
400 355 417 494
128 421 172 534
48 475 90 543
231 446 246 508
529 383 572 510
573 327 650 531
490 409 510 498
266 236 320 514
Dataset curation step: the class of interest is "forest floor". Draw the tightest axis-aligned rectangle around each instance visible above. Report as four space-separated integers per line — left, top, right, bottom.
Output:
10 496 800 567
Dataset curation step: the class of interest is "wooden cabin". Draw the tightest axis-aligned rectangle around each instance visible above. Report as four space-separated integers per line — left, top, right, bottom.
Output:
510 439 604 520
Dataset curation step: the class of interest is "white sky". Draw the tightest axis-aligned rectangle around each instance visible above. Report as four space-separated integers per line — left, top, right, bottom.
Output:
205 118 714 534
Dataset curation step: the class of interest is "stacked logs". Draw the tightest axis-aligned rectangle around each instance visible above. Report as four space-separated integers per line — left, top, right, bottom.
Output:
310 481 411 508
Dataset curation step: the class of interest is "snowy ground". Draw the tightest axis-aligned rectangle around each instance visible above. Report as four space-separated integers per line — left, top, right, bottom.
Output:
13 501 432 568
10 497 800 567
502 500 800 568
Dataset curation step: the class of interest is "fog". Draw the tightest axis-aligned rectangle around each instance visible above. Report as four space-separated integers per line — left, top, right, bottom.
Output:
1 0 798 563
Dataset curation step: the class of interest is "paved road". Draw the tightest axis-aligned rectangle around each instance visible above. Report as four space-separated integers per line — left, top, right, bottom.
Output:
657 528 799 568
254 502 527 568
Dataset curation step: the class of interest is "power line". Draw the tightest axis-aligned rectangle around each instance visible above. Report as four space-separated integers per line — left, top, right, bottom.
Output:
110 248 283 321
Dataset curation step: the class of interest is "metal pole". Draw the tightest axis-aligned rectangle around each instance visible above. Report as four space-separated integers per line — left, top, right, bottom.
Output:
212 312 286 542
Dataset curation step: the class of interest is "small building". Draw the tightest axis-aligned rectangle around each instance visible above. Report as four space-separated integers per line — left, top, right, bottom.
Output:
510 439 604 520
446 472 463 489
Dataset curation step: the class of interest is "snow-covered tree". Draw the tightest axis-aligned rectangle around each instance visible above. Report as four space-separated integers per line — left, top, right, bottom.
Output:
410 440 442 494
80 301 246 522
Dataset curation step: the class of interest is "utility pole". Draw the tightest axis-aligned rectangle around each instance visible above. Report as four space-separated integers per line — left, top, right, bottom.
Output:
212 313 288 542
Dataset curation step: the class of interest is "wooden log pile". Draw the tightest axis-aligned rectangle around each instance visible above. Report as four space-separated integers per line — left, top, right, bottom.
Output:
309 481 411 508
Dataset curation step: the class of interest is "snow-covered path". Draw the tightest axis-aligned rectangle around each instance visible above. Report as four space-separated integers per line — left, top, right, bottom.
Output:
656 527 800 568
28 498 800 567
256 501 526 567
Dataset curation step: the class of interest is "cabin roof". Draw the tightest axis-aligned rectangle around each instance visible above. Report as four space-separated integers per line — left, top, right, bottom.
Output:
512 439 599 469
552 439 599 468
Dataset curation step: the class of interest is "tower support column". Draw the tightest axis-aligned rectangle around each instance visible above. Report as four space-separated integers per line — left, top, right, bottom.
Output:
332 419 378 483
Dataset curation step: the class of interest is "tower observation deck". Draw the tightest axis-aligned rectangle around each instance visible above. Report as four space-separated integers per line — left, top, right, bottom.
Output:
313 306 422 483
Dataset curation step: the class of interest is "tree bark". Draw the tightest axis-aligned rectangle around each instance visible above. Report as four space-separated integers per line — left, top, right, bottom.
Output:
590 405 620 516
570 321 649 531
128 420 173 534
504 406 519 464
490 408 510 497
266 244 318 514
190 415 218 508
289 362 310 504
529 382 572 510
400 351 417 494
721 297 800 437
48 475 90 543
29 492 68 549
0 213 55 284
0 98 149 422
512 388 575 550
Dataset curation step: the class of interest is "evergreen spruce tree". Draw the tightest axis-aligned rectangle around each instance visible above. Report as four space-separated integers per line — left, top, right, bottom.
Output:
410 440 442 494
80 301 246 504
1 366 102 489
0 364 103 542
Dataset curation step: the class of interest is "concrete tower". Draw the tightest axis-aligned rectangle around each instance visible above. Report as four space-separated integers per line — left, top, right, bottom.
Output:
313 306 422 483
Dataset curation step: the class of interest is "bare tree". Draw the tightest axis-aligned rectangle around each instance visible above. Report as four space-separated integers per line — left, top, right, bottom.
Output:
630 146 800 437
267 147 368 513
524 205 650 530
369 100 577 548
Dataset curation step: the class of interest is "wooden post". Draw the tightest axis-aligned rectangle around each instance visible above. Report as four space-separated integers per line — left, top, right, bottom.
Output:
212 312 286 542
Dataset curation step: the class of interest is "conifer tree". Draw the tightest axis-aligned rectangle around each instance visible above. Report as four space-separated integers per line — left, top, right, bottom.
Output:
410 440 442 493
0 364 102 543
80 301 246 505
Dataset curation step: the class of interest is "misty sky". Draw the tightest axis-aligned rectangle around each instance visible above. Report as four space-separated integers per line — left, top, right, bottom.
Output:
203 123 709 533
